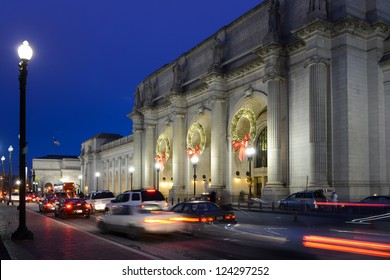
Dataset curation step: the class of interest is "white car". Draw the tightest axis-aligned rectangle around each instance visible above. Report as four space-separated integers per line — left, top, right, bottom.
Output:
11 192 19 201
105 189 168 213
96 204 185 239
85 190 115 213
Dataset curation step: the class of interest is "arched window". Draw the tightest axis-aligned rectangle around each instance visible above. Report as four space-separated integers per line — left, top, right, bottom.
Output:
256 127 267 168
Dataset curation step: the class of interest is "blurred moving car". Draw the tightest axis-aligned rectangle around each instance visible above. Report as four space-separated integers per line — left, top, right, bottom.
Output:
54 198 91 219
96 204 185 239
277 190 327 211
170 201 237 224
38 195 56 213
105 189 167 213
357 195 390 214
26 191 37 203
85 190 115 214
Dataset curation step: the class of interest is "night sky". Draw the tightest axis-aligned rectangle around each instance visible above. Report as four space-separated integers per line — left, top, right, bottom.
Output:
0 0 261 173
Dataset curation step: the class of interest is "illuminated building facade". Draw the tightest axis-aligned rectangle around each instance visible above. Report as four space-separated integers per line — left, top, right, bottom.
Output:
80 0 390 202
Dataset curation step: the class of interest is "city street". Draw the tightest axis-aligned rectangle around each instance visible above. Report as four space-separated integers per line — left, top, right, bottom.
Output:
1 201 390 260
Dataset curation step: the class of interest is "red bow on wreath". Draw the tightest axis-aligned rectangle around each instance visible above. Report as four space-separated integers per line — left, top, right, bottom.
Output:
232 134 250 162
187 144 201 158
155 152 166 171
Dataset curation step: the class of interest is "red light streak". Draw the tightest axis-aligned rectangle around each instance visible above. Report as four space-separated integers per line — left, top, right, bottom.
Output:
316 201 390 207
303 235 390 258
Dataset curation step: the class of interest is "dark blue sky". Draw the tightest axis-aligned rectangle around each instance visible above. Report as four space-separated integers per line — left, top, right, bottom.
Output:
0 0 261 173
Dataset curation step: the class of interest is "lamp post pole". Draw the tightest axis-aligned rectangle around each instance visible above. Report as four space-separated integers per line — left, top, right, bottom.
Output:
191 156 199 197
7 146 13 205
1 156 5 196
78 175 82 194
155 163 161 191
129 167 134 190
12 40 33 240
245 147 255 210
95 172 100 192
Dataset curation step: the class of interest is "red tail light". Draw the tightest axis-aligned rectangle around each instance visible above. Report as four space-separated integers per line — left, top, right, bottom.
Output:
85 204 91 209
199 216 215 223
46 203 53 207
224 214 236 220
65 204 72 209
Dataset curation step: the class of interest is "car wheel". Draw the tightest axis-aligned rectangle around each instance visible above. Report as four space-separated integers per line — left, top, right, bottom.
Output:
54 210 59 217
279 203 286 211
85 214 91 219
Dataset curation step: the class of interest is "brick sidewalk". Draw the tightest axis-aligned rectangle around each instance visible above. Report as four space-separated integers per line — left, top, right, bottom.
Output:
0 203 155 260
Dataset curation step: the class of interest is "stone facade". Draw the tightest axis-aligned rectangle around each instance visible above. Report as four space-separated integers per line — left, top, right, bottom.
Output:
32 155 81 192
80 0 390 202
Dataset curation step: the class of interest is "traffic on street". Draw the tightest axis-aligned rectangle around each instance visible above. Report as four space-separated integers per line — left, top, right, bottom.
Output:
3 197 388 260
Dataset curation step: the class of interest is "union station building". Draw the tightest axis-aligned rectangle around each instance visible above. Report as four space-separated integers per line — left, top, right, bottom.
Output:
78 0 390 203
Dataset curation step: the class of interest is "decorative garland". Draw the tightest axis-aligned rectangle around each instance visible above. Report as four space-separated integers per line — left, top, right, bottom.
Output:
186 122 206 157
155 134 171 171
231 108 257 161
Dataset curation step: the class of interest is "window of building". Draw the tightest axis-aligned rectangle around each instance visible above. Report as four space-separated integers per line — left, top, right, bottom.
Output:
256 127 267 168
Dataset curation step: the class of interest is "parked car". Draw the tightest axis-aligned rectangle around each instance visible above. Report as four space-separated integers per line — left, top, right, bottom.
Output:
54 198 91 219
96 204 185 239
170 201 237 224
85 190 115 214
277 190 327 211
38 195 56 213
105 189 167 213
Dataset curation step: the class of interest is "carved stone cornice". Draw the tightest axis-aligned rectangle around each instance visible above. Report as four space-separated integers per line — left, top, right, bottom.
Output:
293 19 332 41
331 16 390 41
202 72 225 84
186 83 208 98
224 57 264 81
254 42 284 59
286 40 306 55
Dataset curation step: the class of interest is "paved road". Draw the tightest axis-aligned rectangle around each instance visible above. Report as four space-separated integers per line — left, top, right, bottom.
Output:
1 201 390 260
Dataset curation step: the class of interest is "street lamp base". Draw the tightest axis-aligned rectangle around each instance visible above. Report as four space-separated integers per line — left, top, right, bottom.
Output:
11 226 33 240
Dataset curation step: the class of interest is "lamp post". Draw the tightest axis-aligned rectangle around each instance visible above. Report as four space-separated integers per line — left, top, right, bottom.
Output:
1 156 5 195
155 163 161 191
191 156 199 197
128 166 134 190
245 147 255 210
12 40 34 240
7 145 13 205
78 175 82 194
95 172 100 192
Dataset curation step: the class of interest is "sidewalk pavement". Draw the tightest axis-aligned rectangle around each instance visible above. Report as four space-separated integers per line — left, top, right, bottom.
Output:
0 202 155 260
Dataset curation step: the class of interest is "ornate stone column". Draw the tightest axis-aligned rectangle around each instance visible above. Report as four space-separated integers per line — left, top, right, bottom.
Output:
172 112 186 188
257 44 285 188
144 123 155 187
128 112 144 189
265 76 283 186
306 56 329 187
210 97 227 188
204 73 227 190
